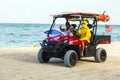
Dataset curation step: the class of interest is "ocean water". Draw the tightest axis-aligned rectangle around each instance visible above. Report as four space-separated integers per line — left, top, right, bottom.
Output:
0 23 120 48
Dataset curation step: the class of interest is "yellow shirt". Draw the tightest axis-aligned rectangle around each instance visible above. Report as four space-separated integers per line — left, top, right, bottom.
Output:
77 26 91 43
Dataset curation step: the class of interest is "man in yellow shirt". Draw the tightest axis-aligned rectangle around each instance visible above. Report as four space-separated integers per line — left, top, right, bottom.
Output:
77 19 91 56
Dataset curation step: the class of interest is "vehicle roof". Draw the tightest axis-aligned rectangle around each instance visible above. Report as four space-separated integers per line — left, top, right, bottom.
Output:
52 12 110 22
53 12 99 17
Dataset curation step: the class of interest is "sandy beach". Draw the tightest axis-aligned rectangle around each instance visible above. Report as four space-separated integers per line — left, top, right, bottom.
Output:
0 42 120 80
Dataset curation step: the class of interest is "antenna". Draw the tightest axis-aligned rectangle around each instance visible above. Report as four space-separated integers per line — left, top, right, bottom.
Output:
103 11 106 15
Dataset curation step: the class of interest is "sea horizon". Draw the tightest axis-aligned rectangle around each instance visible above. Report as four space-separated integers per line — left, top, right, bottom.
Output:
0 23 120 48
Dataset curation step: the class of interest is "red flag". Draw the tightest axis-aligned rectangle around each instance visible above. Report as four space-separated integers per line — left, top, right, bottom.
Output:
105 25 113 32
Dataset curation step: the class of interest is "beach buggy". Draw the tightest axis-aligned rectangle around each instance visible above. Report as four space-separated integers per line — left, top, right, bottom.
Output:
38 12 111 67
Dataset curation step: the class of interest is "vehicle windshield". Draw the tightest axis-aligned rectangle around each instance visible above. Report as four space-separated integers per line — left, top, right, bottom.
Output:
49 18 80 36
45 17 96 37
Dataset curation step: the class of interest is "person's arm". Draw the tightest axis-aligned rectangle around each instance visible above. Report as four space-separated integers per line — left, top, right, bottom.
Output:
59 25 65 32
76 28 81 38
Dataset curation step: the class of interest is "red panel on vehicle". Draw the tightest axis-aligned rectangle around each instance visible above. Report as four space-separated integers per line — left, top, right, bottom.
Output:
99 39 111 44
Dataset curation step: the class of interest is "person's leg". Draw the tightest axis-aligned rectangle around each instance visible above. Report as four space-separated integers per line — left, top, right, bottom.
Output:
81 40 88 56
81 41 84 56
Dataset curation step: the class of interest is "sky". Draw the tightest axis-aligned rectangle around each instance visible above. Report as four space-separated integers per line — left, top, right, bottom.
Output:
0 0 120 24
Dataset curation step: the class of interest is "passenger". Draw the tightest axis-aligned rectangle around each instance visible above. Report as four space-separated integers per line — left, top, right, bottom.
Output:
69 24 77 36
76 19 91 56
59 22 71 36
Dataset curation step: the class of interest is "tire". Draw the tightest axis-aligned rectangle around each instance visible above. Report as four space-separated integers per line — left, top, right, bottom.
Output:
37 48 50 63
95 48 107 62
64 50 78 67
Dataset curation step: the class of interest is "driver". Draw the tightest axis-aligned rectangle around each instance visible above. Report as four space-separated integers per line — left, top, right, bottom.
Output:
59 22 71 36
76 19 91 56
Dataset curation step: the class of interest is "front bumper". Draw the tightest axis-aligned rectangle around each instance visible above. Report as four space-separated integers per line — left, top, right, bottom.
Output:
41 41 68 53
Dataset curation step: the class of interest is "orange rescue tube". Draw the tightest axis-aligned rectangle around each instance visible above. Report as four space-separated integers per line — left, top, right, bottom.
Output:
98 14 110 22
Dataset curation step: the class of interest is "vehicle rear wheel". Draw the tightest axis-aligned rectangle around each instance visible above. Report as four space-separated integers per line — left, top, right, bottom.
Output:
64 50 78 67
38 48 50 63
95 48 107 62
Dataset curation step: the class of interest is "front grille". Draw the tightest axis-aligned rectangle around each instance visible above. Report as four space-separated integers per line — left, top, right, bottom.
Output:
42 40 69 50
47 43 55 48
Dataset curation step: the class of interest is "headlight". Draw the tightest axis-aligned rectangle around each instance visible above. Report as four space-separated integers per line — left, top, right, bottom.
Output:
44 43 47 46
63 40 68 44
42 40 47 47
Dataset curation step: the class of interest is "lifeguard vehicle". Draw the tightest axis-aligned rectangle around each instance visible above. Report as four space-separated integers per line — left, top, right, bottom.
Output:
38 12 111 67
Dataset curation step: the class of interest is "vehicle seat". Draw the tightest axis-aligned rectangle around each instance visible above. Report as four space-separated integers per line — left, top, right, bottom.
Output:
87 24 93 28
87 24 94 45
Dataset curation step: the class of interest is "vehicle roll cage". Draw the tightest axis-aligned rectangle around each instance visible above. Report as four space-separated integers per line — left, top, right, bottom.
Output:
48 14 98 43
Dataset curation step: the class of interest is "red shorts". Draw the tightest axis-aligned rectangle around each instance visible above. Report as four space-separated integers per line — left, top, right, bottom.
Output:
81 40 88 44
79 40 89 48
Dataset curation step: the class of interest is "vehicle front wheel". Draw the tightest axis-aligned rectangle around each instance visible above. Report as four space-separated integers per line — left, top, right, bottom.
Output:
38 48 50 63
95 48 107 62
64 50 78 67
